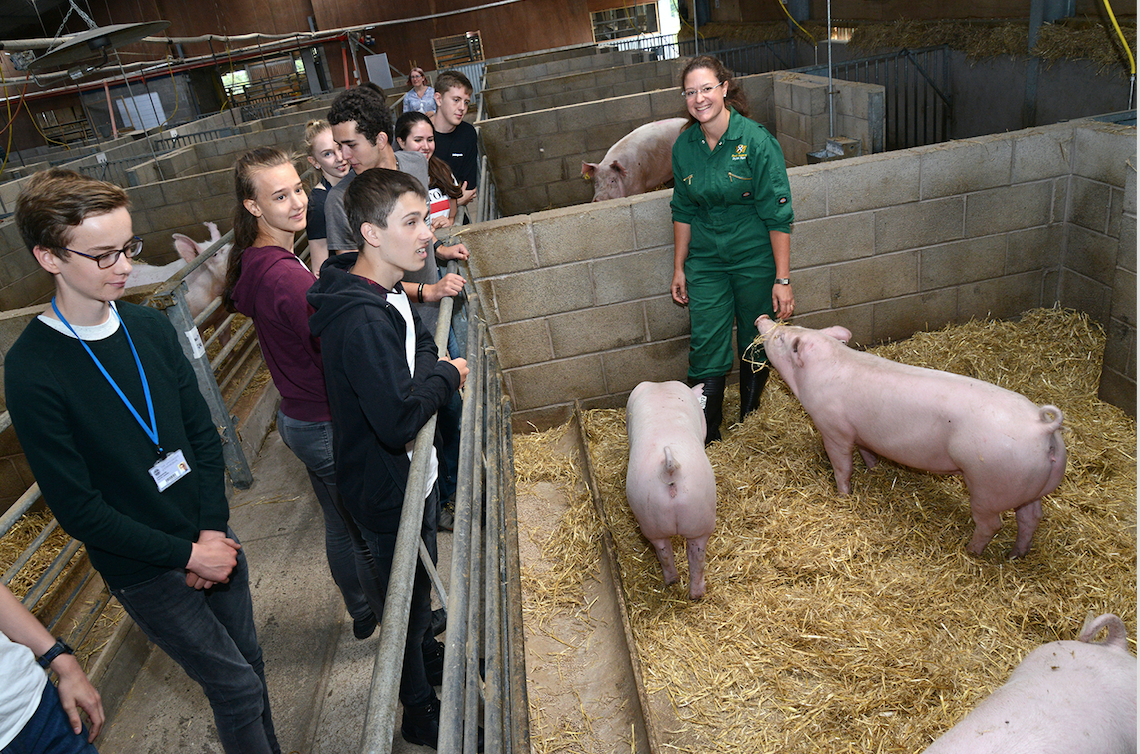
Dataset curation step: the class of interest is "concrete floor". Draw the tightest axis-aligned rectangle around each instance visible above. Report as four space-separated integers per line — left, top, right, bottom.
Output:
95 429 448 754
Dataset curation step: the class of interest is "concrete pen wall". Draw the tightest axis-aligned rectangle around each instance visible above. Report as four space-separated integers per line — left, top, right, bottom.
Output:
463 118 1135 431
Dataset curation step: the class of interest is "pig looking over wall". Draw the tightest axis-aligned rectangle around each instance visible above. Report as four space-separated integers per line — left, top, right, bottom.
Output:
756 316 1067 559
582 118 687 202
922 613 1136 754
126 222 232 344
625 381 717 599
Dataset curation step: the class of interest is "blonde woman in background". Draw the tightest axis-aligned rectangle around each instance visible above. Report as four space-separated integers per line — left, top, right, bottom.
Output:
303 120 350 276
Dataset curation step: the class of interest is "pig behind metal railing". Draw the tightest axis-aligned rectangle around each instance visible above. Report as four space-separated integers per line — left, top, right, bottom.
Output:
126 222 232 345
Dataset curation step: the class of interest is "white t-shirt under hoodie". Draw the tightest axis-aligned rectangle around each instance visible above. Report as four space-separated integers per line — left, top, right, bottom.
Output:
388 288 440 491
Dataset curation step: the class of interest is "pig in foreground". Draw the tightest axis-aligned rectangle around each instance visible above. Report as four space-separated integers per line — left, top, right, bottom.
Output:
625 381 717 599
922 613 1136 754
582 118 687 202
756 316 1067 559
127 222 232 344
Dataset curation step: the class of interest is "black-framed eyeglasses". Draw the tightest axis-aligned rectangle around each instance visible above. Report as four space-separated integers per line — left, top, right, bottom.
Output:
61 236 144 269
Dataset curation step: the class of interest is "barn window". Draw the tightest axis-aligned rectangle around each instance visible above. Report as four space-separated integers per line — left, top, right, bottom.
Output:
591 3 660 42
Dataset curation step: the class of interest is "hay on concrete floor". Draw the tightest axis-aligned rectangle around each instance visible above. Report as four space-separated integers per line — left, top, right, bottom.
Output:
519 307 1136 753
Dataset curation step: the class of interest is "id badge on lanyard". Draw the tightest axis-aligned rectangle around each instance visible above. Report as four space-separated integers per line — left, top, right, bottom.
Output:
52 300 192 492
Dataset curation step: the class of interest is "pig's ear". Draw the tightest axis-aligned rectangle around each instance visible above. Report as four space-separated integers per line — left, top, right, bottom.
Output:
173 233 202 263
690 383 704 402
790 336 806 368
581 162 597 179
204 221 221 242
609 159 627 177
821 326 852 344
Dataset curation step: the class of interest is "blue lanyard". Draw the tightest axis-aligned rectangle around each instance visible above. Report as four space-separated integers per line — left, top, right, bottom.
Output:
51 300 162 454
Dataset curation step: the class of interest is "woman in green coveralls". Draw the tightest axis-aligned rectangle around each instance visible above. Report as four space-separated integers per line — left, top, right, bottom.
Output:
670 56 794 444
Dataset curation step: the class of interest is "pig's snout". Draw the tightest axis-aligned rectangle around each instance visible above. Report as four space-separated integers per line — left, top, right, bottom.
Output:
756 315 776 337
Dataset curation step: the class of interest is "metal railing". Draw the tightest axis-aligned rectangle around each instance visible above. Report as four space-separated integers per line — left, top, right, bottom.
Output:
796 45 952 150
602 33 797 74
601 31 698 60
145 227 255 489
73 152 171 188
0 450 109 653
152 127 238 152
361 261 526 754
714 38 797 76
473 70 500 224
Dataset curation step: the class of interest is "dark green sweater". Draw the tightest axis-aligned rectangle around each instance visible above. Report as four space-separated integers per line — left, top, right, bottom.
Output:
5 303 228 589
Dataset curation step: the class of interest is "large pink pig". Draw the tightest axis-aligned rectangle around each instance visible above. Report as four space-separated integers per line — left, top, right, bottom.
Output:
756 316 1067 559
922 613 1136 753
625 381 717 599
582 118 687 202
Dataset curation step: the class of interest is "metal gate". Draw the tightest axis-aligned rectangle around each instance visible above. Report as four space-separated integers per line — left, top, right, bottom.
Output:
798 45 952 150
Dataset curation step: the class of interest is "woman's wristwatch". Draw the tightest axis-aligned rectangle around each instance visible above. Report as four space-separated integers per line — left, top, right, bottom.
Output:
774 278 791 285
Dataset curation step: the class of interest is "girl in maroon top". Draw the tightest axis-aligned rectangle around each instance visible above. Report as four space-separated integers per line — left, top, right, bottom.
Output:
223 147 382 640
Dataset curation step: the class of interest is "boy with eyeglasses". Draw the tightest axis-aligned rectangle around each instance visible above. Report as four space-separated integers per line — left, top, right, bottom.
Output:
5 168 280 754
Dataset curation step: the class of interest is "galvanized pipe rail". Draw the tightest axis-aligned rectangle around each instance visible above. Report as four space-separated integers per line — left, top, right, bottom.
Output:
147 225 254 488
152 126 238 152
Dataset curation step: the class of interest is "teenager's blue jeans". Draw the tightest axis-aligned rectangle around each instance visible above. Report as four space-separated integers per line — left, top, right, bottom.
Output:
1 682 98 754
110 531 279 754
357 486 439 708
276 411 378 622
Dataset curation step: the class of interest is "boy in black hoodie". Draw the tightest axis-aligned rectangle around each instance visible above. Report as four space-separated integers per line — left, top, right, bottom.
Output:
307 168 467 748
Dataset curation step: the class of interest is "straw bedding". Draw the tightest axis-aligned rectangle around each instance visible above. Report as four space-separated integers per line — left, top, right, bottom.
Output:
516 307 1136 753
1 510 77 600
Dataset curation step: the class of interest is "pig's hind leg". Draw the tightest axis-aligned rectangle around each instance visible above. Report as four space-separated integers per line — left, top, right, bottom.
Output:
1008 498 1043 559
648 537 680 588
685 534 710 599
965 491 1006 558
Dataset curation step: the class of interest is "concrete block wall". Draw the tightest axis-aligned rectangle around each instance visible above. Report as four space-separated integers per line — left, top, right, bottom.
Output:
484 44 603 82
124 169 235 265
483 58 681 118
774 72 885 165
467 194 685 431
483 48 645 90
479 73 779 217
1060 122 1136 415
0 110 249 209
185 123 310 174
0 165 234 311
464 120 1134 431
